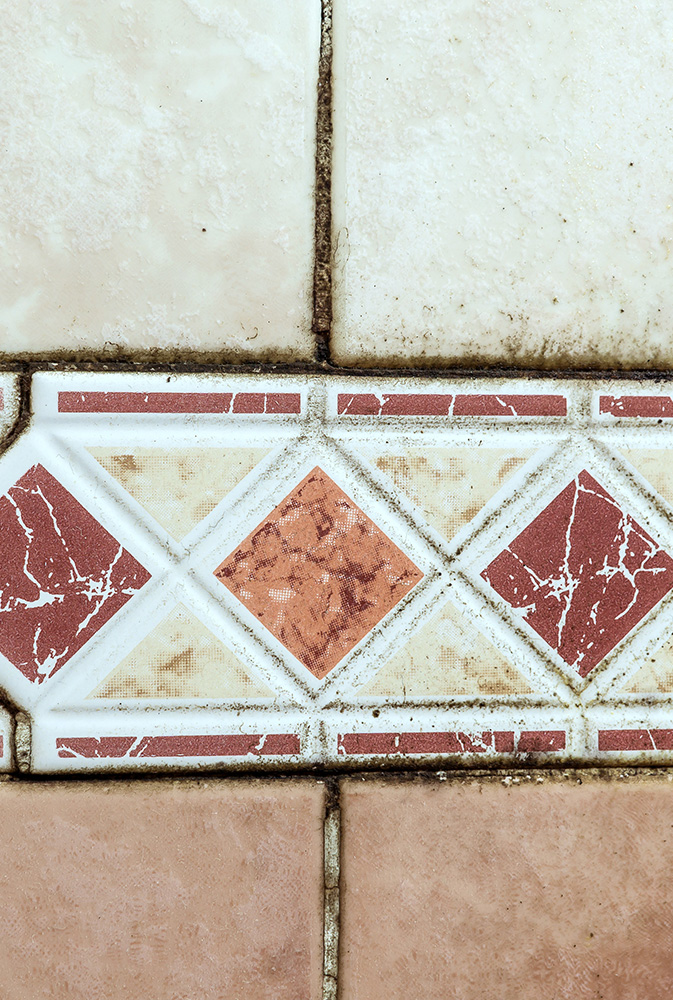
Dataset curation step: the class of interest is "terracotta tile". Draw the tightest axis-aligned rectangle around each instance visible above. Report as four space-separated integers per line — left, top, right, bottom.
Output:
341 776 673 1000
215 466 423 679
0 780 324 1000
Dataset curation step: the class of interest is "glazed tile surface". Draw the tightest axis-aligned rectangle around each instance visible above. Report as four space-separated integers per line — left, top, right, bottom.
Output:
0 1 319 359
332 0 673 368
5 373 673 770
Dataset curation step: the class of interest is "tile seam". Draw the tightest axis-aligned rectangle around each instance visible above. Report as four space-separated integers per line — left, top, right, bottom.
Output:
313 0 333 362
323 776 341 1000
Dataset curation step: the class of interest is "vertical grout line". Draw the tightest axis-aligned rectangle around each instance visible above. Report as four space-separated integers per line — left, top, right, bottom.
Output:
313 0 333 364
323 776 341 1000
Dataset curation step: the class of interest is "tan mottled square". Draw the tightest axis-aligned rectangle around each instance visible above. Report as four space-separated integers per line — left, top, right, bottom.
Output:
359 600 532 698
88 604 273 700
89 447 270 540
357 447 533 540
0 0 319 358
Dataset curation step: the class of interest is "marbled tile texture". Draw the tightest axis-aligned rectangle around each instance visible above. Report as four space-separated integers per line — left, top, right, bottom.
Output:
88 604 273 700
0 464 150 683
215 467 423 678
483 471 673 677
0 0 319 358
89 447 271 540
332 0 673 368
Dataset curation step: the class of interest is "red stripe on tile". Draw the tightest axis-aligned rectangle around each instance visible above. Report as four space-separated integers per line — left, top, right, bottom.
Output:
0 389 4 411
58 391 301 414
337 393 565 417
337 731 516 756
56 734 300 759
518 730 566 752
598 729 673 751
338 393 455 416
338 730 566 756
453 395 566 416
599 395 673 418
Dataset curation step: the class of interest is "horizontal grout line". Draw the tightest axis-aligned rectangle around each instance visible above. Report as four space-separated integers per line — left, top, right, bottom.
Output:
4 360 673 380
4 764 673 783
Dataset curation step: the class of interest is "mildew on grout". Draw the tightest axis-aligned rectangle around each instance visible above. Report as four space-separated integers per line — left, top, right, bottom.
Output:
313 0 334 362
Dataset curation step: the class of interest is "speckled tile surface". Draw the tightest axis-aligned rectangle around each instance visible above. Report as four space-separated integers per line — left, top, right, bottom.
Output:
332 0 673 368
0 0 320 360
0 373 672 770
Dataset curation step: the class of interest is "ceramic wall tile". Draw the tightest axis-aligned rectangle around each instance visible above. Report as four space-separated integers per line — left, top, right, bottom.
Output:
340 775 673 1000
0 780 325 999
332 0 673 368
4 373 673 770
0 1 320 359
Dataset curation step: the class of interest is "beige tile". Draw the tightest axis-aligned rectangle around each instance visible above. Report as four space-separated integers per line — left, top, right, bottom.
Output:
333 0 673 368
87 604 274 700
0 780 324 1000
341 776 673 999
89 446 271 540
0 1 319 359
358 600 532 698
620 449 673 509
621 637 673 694
356 446 532 541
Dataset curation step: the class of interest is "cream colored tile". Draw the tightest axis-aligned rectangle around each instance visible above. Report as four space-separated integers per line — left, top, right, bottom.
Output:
89 446 271 540
356 446 532 541
359 600 533 698
88 604 274 700
332 0 673 368
0 0 319 358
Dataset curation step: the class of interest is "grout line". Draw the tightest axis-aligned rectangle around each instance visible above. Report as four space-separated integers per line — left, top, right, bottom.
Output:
323 776 341 1000
313 0 333 363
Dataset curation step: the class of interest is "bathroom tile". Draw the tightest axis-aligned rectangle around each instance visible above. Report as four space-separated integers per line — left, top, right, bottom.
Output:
0 0 320 359
4 373 673 770
0 780 325 1000
332 0 673 368
340 775 673 1000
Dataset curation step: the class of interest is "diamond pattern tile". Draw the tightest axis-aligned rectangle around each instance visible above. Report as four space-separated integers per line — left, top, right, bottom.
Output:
215 467 423 678
482 470 673 677
1 374 673 771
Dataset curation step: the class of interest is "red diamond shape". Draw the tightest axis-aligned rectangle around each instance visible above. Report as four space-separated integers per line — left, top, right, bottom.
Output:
214 467 423 678
0 464 151 683
482 470 673 677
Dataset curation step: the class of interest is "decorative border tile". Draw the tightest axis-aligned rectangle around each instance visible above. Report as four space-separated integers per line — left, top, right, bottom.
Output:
3 374 673 770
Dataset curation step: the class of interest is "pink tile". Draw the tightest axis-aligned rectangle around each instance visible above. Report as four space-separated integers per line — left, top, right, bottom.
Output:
341 777 673 1000
0 780 325 1000
482 469 673 676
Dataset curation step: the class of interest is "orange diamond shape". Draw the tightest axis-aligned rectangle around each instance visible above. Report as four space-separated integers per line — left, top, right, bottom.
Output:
214 467 423 678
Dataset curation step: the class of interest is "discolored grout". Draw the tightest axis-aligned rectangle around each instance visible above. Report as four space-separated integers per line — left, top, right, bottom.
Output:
322 776 341 999
313 0 334 363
